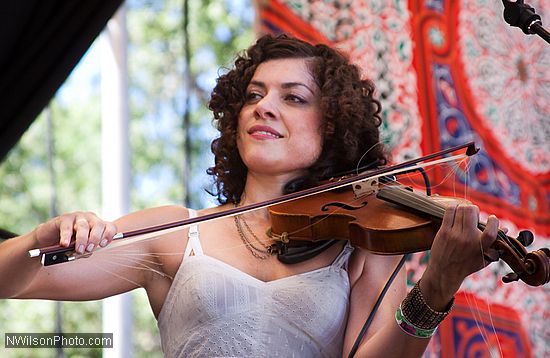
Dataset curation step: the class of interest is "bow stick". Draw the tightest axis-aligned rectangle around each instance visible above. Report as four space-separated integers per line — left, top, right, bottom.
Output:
29 141 478 266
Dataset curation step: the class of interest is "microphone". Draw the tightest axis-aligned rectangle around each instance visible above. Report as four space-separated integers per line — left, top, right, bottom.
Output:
501 0 550 44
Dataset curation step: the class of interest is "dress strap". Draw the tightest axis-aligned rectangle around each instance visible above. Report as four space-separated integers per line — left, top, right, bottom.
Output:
331 241 354 270
183 209 203 257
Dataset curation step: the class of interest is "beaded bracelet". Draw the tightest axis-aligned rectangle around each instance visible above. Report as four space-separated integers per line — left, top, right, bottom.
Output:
395 304 437 338
395 280 454 338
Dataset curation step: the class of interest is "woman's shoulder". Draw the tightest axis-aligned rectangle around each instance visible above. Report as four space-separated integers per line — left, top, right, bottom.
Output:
120 204 232 250
196 203 232 216
115 204 193 231
137 204 191 218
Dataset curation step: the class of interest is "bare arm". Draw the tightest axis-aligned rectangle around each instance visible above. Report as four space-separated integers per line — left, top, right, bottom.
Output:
343 204 499 357
343 250 430 358
0 205 189 301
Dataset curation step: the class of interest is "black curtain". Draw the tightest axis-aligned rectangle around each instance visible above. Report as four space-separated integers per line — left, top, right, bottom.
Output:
0 0 124 162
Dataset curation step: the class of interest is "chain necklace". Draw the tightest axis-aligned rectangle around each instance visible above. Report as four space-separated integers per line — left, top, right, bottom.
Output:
233 204 275 260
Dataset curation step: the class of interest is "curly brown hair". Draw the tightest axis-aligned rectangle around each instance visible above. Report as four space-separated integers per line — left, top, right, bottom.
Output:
207 34 386 204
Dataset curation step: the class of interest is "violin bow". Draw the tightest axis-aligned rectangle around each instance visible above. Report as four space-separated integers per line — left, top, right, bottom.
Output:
29 141 479 266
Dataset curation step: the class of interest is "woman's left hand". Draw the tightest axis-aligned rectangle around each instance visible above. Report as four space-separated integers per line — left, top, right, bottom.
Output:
420 204 499 310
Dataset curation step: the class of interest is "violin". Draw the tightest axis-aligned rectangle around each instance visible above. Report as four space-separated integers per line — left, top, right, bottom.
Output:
268 180 550 287
28 141 550 287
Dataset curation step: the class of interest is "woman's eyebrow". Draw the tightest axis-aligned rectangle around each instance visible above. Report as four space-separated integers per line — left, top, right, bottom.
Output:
248 80 316 95
248 80 265 89
281 82 316 95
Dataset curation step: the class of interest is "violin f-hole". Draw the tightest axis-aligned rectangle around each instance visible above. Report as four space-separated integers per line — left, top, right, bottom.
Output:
321 202 368 211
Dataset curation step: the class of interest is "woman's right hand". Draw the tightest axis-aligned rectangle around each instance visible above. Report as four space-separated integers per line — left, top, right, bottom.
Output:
33 212 118 254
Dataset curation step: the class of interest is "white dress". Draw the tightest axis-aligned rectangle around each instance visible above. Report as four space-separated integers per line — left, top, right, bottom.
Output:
158 209 354 358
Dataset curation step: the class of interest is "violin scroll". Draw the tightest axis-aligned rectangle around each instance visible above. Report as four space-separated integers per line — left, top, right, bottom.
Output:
376 185 550 287
496 233 550 286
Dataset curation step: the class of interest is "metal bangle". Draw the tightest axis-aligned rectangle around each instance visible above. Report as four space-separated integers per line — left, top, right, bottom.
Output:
400 280 454 330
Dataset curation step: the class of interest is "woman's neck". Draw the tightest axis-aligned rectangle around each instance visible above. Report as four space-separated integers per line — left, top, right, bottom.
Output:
239 171 298 220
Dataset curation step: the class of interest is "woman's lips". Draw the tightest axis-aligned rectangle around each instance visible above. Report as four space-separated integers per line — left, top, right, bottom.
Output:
248 125 283 139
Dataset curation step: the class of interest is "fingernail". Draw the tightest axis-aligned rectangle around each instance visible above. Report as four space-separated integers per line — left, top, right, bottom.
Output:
78 244 85 254
99 239 108 247
86 243 95 252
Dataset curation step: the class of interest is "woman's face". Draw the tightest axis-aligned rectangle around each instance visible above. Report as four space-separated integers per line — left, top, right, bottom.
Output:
237 58 323 178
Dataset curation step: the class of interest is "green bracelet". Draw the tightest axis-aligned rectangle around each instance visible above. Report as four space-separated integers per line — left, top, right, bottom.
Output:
395 304 437 338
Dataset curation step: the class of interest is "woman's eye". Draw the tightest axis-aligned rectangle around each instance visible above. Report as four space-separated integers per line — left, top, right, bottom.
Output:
286 94 306 103
246 92 262 101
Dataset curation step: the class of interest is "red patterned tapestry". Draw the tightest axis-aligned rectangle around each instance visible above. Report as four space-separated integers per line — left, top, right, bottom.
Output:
436 292 533 357
255 0 549 356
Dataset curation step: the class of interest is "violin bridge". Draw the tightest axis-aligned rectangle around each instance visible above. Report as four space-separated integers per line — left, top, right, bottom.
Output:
352 178 379 198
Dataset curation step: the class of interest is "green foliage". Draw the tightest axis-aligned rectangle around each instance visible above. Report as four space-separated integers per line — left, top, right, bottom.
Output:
0 117 52 234
0 300 54 358
60 301 104 358
132 289 163 358
0 94 102 236
127 0 254 209
0 77 103 358
0 0 253 357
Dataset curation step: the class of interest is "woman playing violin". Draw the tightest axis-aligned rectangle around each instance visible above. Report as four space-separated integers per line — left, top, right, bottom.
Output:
0 34 501 357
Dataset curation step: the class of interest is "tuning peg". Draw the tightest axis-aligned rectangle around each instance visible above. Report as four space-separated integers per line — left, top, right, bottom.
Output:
517 230 534 247
502 272 520 283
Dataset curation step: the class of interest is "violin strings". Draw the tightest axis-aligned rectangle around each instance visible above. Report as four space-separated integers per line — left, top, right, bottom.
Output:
379 186 445 218
98 249 172 279
105 252 165 267
386 160 507 358
99 233 279 262
279 156 471 242
479 274 505 358
259 162 438 240
385 177 524 258
467 158 508 358
454 158 504 358
389 156 470 195
92 259 146 288
106 256 171 279
97 226 274 257
463 291 502 358
355 141 384 175
373 155 471 214
391 191 505 356
94 242 240 284
277 160 458 240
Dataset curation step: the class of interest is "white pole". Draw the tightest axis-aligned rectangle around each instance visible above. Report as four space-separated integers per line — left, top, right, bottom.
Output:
101 5 133 358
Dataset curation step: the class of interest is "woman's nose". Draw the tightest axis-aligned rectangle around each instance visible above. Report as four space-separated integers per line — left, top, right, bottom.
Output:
254 94 277 120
